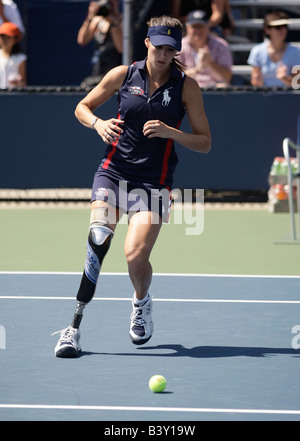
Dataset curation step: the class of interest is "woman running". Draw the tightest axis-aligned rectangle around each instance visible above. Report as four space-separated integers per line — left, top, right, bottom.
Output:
54 15 211 357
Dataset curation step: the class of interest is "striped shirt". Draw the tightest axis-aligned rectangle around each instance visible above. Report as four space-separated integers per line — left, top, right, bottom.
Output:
178 34 233 88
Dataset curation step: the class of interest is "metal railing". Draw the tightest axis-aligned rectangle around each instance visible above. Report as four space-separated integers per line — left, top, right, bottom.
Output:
283 138 300 241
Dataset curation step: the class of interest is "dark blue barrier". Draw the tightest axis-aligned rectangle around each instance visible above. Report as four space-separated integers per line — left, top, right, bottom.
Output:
1 88 299 191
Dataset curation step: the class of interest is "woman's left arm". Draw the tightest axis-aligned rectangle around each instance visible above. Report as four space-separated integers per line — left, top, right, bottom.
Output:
18 59 27 86
143 76 211 153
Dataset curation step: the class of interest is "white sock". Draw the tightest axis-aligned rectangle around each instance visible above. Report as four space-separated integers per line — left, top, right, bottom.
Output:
134 292 149 306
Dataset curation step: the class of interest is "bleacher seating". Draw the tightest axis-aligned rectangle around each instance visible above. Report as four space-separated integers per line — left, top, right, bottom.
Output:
228 0 300 84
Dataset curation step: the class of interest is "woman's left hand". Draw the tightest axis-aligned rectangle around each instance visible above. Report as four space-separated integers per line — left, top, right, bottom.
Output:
143 120 170 139
276 62 288 80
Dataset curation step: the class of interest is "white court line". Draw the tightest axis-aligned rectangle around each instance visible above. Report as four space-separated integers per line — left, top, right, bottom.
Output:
0 273 299 304
0 296 300 304
0 403 300 416
0 271 300 279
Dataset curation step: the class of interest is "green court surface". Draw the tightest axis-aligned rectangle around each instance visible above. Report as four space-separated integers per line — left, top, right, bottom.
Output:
0 206 299 276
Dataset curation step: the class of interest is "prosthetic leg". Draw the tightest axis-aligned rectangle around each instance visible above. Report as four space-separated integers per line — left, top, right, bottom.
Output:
71 206 115 328
54 206 117 357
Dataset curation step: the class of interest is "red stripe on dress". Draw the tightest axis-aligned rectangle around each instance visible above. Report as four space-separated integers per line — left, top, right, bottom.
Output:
102 113 121 170
159 120 182 185
102 143 117 170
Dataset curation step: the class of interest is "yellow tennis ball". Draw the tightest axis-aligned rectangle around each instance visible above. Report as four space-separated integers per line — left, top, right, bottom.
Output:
149 375 167 393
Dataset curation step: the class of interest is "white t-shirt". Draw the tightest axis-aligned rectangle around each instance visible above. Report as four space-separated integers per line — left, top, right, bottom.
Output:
0 49 27 88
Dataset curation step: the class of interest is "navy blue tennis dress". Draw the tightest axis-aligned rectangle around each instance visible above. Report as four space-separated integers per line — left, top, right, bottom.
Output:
91 58 186 222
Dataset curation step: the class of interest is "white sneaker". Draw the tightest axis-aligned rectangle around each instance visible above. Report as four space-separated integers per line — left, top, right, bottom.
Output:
129 295 154 345
53 326 82 358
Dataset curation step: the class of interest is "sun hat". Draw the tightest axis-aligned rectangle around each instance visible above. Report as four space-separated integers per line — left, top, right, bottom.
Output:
0 22 21 37
147 25 182 51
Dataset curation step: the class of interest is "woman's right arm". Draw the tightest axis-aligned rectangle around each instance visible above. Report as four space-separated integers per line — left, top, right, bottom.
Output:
77 1 100 46
248 47 263 87
251 66 263 86
75 65 127 142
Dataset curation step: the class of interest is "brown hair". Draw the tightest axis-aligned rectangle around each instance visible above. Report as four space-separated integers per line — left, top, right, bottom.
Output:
147 15 183 30
147 15 185 72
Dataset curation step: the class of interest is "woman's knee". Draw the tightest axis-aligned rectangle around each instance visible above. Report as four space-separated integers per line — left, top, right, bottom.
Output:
125 245 149 269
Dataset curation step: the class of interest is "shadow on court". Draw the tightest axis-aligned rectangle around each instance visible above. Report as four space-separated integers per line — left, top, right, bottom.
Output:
80 344 300 359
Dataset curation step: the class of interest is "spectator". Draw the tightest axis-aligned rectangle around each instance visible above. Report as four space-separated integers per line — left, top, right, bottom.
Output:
213 0 235 39
0 0 25 35
171 0 213 21
247 11 300 87
178 10 232 88
0 22 27 88
171 0 234 36
77 0 123 87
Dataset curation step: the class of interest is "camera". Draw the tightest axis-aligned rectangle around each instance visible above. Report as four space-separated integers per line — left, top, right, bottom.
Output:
97 0 111 17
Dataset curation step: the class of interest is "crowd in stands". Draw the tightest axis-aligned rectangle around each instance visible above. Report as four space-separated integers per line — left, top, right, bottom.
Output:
0 0 300 89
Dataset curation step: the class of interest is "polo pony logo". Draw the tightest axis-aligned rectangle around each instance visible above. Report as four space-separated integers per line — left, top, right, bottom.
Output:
167 29 171 35
162 88 171 106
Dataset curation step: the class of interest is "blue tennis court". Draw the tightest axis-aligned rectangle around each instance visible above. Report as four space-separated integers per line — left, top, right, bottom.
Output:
0 272 300 422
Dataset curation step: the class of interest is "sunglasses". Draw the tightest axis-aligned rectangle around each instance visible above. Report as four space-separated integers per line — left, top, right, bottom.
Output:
267 25 288 30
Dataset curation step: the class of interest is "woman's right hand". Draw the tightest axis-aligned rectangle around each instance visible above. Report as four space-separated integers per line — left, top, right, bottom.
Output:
95 118 125 144
251 66 263 87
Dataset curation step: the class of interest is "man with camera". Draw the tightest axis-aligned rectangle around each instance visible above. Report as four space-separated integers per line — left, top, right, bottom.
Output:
77 0 122 87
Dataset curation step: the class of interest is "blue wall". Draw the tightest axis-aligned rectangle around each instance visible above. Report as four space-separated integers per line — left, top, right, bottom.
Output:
1 89 299 191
